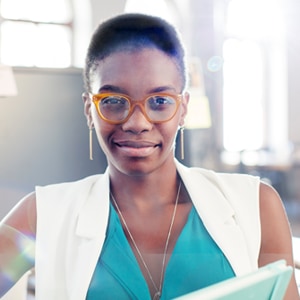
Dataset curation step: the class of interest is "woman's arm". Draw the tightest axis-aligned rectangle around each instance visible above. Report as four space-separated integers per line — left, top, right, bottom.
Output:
258 182 299 299
0 192 36 297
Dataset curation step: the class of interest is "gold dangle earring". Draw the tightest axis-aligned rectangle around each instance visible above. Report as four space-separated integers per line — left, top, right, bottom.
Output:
89 126 93 161
180 126 184 160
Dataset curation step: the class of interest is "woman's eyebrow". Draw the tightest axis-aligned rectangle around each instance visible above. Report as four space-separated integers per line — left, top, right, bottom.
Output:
98 85 177 95
149 85 177 93
98 85 126 94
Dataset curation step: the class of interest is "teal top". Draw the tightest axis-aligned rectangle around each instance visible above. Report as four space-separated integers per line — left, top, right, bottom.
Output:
86 204 235 300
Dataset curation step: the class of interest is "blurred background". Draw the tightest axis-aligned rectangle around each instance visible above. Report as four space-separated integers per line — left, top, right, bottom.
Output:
0 0 300 237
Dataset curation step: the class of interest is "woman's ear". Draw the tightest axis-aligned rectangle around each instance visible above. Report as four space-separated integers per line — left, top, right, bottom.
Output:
82 92 93 128
180 91 189 126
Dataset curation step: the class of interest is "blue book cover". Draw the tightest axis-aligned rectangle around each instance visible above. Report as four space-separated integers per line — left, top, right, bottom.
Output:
174 260 293 300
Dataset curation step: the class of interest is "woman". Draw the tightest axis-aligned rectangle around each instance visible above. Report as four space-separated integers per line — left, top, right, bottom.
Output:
0 13 299 300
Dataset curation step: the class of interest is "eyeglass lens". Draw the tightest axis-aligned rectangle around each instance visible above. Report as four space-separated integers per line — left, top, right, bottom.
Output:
98 94 178 122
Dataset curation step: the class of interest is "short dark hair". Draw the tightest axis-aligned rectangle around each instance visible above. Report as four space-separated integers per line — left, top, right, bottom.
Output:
84 13 187 92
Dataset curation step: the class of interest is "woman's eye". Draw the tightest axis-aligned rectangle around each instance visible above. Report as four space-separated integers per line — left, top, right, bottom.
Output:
154 97 165 103
148 96 175 110
102 97 126 105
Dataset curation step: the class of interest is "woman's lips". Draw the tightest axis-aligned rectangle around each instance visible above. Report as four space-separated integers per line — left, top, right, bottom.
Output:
114 140 160 157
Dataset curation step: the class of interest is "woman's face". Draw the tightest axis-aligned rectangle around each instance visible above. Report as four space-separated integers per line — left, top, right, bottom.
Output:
84 48 188 176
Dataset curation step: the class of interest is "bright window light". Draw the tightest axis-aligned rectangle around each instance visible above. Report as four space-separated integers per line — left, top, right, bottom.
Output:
1 21 36 67
1 21 71 68
223 0 287 154
125 0 175 23
0 0 72 23
223 39 264 151
226 0 285 40
35 25 71 68
0 0 72 68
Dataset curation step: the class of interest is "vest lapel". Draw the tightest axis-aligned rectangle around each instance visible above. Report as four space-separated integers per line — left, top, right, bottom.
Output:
68 169 110 300
176 161 253 276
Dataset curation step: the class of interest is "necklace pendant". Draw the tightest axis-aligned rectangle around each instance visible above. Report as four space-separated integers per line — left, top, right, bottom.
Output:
153 291 161 300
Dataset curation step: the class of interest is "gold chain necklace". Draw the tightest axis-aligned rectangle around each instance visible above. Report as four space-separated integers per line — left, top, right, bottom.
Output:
110 181 181 300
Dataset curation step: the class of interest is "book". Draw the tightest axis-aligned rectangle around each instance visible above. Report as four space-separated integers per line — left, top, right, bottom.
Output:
174 260 293 300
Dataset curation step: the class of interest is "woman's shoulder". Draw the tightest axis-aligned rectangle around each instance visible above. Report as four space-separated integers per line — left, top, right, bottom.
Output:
34 173 105 212
1 191 37 242
36 173 103 191
35 173 106 201
177 160 260 191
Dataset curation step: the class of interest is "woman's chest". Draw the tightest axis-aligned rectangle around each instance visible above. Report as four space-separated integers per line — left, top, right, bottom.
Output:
86 206 235 300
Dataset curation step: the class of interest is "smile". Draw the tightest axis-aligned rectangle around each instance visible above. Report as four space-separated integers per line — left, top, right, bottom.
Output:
113 140 160 157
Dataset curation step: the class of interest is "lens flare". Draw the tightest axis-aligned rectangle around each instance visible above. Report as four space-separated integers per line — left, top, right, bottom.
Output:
0 224 35 285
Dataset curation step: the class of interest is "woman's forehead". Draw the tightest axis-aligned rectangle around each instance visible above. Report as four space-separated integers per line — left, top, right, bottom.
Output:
91 49 182 94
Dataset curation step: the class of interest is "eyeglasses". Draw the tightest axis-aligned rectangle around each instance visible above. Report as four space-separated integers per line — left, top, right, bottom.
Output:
91 92 182 124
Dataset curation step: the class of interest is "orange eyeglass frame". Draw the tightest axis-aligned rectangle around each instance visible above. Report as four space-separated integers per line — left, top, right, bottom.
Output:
90 92 183 124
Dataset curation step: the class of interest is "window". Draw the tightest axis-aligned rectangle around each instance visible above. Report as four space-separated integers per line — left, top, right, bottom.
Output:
223 38 264 151
0 0 73 68
124 0 177 24
222 0 289 164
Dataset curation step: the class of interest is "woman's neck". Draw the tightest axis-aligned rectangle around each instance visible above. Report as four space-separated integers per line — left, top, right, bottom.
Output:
109 162 179 212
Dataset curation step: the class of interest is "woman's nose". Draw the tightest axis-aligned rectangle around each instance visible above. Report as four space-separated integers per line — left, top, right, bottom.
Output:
121 106 152 133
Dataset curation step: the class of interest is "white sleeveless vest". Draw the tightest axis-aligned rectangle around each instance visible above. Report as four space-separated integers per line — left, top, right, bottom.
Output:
35 160 261 300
